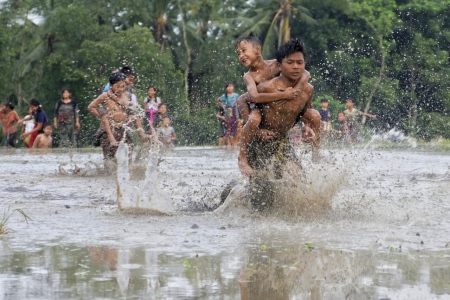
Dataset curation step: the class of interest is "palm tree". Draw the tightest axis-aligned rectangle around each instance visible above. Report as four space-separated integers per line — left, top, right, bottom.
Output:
240 0 349 58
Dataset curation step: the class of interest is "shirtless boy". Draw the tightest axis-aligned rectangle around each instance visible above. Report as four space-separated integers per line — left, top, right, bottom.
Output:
235 33 320 176
245 38 316 209
33 124 53 149
88 72 149 164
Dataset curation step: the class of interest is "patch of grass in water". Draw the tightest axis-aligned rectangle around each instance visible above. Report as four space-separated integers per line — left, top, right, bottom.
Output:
0 206 32 234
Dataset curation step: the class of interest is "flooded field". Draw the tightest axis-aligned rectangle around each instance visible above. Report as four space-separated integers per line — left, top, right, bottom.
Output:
0 146 450 299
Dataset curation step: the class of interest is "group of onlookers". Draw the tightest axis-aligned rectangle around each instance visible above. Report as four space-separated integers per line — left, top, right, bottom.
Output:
318 98 376 143
0 98 54 149
0 66 176 154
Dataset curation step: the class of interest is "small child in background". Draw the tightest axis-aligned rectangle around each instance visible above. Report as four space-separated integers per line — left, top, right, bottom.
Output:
319 98 332 133
153 104 169 129
21 106 35 147
157 116 176 147
32 124 53 149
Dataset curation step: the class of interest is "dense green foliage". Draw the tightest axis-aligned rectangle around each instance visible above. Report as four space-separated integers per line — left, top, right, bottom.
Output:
0 0 449 145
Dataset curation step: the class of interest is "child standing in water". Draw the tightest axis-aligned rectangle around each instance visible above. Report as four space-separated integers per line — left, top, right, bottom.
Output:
33 124 53 149
153 103 169 129
319 98 332 133
88 72 149 165
0 101 20 147
216 82 240 146
235 32 319 176
21 106 35 147
157 116 176 148
143 86 162 132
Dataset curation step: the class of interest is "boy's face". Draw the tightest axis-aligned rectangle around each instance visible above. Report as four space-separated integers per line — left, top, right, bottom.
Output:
279 52 305 81
321 101 329 109
44 126 52 136
346 100 353 109
163 118 170 126
111 80 127 95
236 41 260 67
338 113 345 121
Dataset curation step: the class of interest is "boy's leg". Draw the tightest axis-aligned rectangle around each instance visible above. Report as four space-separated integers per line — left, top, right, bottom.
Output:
236 93 251 123
238 109 262 177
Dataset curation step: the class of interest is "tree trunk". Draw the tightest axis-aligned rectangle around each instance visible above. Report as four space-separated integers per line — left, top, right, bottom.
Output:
409 68 418 135
362 35 385 125
177 0 191 115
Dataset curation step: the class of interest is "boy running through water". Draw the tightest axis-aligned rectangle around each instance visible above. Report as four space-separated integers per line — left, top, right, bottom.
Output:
88 72 149 166
235 33 320 176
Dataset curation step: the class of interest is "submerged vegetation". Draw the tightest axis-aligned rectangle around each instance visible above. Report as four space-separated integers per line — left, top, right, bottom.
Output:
0 207 32 235
0 0 449 145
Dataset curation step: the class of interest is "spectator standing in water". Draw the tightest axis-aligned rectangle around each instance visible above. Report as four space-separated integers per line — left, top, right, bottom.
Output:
19 99 49 148
157 116 176 148
53 88 80 148
319 98 332 133
143 86 162 133
216 82 240 146
153 103 169 129
0 101 20 147
343 99 376 142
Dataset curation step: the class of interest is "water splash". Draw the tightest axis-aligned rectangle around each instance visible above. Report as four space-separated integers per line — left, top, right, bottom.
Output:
370 128 417 148
116 140 174 215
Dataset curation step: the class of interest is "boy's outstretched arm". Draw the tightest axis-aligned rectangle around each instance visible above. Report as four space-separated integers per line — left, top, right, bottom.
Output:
244 73 299 104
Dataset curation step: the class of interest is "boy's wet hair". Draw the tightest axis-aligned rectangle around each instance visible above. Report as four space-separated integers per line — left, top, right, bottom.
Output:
321 98 328 103
2 100 14 110
109 72 126 85
43 123 52 129
276 38 306 63
120 66 135 76
158 103 167 109
235 31 262 48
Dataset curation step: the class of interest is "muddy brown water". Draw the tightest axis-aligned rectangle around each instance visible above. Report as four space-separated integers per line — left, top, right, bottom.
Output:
0 146 449 299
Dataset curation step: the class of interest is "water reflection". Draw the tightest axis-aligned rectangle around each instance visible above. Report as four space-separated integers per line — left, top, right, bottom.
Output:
1 242 449 299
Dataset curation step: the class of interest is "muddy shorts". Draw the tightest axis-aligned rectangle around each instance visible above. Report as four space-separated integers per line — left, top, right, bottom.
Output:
246 137 300 210
99 127 133 161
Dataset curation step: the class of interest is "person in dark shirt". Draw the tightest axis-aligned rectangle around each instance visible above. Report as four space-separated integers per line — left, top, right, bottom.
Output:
319 98 332 133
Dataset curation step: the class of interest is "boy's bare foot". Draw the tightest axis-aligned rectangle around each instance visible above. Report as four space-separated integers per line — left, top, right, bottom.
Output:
238 155 254 177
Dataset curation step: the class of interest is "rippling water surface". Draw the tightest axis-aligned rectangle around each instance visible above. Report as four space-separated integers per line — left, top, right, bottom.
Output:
0 146 449 299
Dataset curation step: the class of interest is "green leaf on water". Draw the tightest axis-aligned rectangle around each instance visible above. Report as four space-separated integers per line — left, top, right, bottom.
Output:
261 245 267 251
183 260 191 268
305 243 314 250
389 247 395 253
